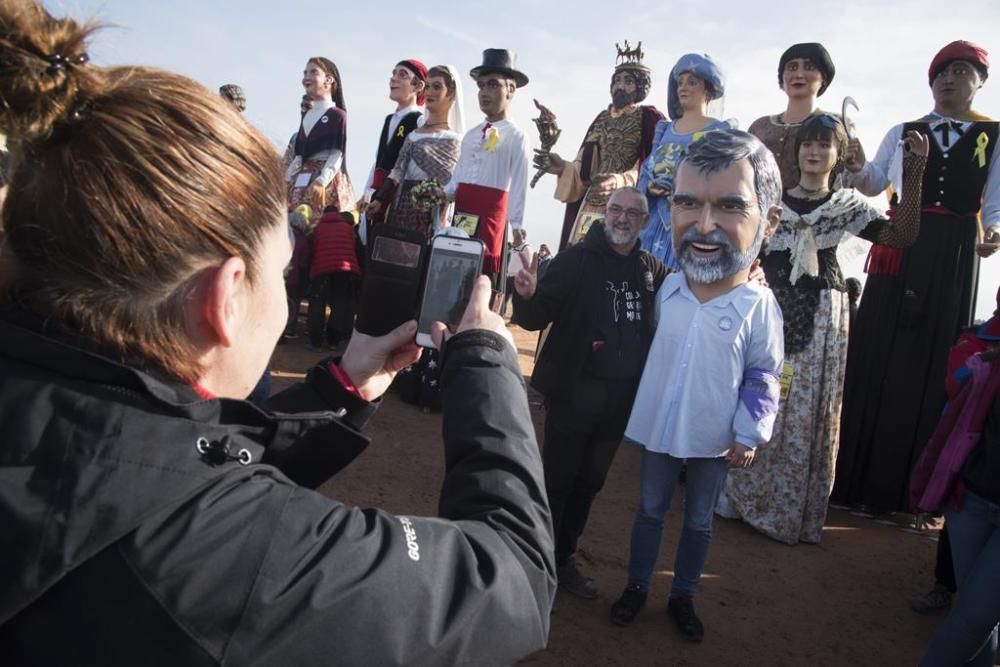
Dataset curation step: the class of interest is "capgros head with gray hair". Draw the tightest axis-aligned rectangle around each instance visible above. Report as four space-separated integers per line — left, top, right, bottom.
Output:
679 129 782 217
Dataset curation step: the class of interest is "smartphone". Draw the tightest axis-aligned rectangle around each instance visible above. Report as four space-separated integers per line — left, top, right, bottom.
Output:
355 226 427 337
416 236 485 348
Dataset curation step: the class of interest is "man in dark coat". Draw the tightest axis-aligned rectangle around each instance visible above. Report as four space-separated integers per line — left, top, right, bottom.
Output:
512 187 667 599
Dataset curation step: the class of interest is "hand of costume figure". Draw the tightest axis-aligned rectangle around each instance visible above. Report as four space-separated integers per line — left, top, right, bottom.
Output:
533 149 565 175
431 276 513 349
590 173 617 197
308 182 327 211
533 98 556 123
648 174 673 198
366 200 383 216
844 138 866 173
514 251 539 300
902 130 930 157
748 259 768 287
340 320 423 402
977 228 1000 258
725 442 755 469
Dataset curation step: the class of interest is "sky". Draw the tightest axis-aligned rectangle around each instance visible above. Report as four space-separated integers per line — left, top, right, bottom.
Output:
49 0 1000 318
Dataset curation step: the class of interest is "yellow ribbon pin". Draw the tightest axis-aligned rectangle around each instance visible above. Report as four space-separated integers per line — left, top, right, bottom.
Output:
484 127 500 153
396 125 406 138
974 131 989 168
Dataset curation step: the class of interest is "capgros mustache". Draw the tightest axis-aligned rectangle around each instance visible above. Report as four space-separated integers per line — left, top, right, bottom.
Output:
679 228 734 251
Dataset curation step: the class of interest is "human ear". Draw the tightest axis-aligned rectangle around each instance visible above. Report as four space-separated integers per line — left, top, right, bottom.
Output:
764 205 782 239
200 257 248 349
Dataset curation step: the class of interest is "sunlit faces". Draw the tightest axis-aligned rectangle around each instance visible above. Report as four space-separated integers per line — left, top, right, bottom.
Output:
675 71 710 111
476 74 514 119
424 76 454 115
798 137 838 178
611 70 639 109
603 189 649 248
781 58 823 99
671 159 766 284
302 60 332 100
389 65 424 105
932 60 983 109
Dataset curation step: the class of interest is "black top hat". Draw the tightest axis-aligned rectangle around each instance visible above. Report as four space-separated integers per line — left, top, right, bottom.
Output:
470 49 529 88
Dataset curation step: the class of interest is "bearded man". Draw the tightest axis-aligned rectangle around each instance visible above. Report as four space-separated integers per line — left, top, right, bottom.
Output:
535 42 665 250
511 187 667 600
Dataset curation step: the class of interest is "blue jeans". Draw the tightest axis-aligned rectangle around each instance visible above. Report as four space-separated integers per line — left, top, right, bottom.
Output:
921 491 1000 667
626 449 729 598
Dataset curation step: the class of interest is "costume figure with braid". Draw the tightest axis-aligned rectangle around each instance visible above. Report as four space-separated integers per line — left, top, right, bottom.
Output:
834 40 1000 512
719 114 929 545
285 57 355 221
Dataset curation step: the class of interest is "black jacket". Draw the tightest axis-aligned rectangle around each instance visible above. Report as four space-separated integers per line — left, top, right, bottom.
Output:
0 316 555 666
512 222 668 401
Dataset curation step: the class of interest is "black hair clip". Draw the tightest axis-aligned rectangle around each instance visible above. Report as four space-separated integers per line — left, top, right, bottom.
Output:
44 51 90 76
69 98 93 121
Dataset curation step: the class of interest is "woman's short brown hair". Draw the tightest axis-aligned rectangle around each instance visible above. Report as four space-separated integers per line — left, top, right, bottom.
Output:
0 0 285 384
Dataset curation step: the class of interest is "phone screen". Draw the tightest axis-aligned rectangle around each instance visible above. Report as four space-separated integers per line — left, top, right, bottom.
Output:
418 246 482 335
371 236 422 268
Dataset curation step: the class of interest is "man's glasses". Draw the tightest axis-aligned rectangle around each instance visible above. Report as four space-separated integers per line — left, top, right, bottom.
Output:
606 205 646 222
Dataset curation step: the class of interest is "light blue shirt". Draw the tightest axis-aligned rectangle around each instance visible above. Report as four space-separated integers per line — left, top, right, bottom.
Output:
625 272 784 458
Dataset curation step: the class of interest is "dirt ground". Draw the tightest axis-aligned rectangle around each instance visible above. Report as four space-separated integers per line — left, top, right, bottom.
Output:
270 325 944 667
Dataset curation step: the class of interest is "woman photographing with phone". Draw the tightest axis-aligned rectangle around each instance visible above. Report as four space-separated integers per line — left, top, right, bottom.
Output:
0 2 554 663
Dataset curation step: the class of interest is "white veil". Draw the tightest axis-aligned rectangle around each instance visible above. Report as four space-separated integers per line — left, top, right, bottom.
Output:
442 64 465 135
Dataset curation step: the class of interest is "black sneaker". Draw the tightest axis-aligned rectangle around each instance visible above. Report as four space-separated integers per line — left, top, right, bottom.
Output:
610 585 647 626
668 596 704 642
910 583 953 615
557 558 598 600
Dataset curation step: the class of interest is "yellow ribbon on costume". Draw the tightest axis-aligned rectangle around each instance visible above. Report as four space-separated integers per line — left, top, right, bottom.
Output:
484 127 500 153
396 125 405 138
974 131 989 168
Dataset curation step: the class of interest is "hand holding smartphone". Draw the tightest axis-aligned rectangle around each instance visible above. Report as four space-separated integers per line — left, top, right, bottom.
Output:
416 236 485 348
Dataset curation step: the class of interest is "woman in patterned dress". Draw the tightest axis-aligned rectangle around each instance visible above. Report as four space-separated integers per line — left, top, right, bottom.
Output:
285 57 355 220
718 115 929 544
368 65 464 240
637 53 732 269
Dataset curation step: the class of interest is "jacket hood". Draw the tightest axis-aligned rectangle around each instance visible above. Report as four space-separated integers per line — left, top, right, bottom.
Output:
0 314 343 623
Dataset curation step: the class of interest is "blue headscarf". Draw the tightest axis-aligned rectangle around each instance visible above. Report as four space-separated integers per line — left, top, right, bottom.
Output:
667 53 725 120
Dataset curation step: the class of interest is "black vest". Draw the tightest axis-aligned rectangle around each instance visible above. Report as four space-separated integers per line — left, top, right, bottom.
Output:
375 111 421 172
294 107 347 161
903 119 998 216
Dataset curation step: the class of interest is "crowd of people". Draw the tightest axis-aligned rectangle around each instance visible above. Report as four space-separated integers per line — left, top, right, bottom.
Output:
0 0 998 662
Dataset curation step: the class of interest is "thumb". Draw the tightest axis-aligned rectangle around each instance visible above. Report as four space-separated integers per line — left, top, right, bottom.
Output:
533 98 541 109
381 319 418 350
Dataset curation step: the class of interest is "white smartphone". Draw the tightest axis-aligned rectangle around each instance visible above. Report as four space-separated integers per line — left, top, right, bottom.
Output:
416 235 485 348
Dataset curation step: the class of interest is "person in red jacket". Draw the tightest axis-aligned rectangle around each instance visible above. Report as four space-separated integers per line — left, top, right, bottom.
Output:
307 209 362 350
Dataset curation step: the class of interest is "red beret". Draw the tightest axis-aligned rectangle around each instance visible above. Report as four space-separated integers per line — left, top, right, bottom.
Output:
397 59 428 105
928 40 989 85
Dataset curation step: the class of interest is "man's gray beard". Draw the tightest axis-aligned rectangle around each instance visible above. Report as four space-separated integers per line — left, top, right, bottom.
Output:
605 223 639 247
611 89 638 110
676 224 764 284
